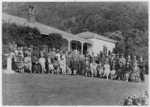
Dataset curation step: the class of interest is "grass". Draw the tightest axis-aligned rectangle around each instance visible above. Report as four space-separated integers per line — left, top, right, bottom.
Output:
2 73 148 105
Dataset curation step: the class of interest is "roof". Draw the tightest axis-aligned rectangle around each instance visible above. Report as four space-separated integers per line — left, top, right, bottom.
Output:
2 13 93 44
76 31 117 43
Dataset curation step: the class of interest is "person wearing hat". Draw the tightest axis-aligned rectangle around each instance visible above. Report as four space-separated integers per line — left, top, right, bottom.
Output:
91 52 95 62
124 61 132 82
53 56 61 74
90 58 98 77
131 55 138 69
110 58 116 71
79 51 85 75
47 53 54 74
34 47 40 57
40 46 47 60
51 48 56 63
100 53 106 66
24 53 32 73
85 51 92 63
109 53 115 70
138 56 145 83
126 55 132 66
119 53 126 66
115 53 120 77
39 53 46 73
60 55 66 75
56 49 61 61
84 57 90 77
70 50 80 75
32 54 40 73
131 60 140 83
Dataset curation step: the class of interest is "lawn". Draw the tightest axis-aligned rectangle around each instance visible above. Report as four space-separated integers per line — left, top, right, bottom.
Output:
2 73 149 105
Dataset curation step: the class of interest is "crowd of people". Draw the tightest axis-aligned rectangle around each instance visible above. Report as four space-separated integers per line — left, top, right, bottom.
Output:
4 42 146 83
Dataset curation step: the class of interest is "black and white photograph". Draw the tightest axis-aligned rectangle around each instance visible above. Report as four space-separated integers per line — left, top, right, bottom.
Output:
1 1 149 106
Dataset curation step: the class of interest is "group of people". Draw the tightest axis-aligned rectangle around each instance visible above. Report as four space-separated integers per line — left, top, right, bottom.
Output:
4 42 146 83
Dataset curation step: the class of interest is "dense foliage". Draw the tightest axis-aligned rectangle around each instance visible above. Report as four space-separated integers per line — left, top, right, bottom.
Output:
2 22 41 47
120 89 149 106
41 33 63 50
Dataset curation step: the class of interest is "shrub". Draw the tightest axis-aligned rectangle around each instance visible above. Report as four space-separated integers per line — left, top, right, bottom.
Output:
2 22 41 47
120 89 149 106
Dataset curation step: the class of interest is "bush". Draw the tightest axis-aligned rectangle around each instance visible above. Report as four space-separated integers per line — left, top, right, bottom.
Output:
2 22 41 47
120 89 149 106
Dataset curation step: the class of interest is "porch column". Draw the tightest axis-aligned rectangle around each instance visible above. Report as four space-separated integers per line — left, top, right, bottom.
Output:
67 39 71 51
81 41 84 53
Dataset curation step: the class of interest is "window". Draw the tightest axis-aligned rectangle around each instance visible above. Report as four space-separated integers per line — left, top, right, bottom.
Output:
103 45 107 54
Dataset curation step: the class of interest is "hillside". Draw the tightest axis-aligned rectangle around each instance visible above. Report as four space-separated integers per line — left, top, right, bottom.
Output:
2 2 148 33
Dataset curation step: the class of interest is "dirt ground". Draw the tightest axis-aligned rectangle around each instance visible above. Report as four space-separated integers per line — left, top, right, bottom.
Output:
2 73 149 105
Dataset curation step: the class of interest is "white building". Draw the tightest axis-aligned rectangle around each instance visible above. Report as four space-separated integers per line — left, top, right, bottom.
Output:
76 31 117 55
2 10 117 55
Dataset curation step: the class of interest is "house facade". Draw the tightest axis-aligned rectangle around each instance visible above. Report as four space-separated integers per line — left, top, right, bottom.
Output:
76 32 117 55
2 9 117 55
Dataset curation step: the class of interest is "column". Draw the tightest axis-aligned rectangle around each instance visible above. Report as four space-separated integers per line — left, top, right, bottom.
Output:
81 41 84 53
67 39 71 51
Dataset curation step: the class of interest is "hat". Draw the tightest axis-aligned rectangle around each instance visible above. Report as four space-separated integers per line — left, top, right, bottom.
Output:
127 62 130 65
41 54 44 57
140 55 143 58
111 53 114 56
85 57 89 60
54 56 58 60
53 48 55 51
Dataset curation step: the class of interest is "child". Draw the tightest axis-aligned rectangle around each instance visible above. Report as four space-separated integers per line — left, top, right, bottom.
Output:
39 54 46 73
84 57 91 77
66 65 72 75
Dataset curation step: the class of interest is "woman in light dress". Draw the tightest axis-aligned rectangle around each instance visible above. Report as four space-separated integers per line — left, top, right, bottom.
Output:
90 59 97 77
103 61 111 79
24 53 32 73
60 55 66 75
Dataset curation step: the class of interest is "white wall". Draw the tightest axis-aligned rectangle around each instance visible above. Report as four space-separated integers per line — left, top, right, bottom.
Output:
87 38 116 55
87 44 93 54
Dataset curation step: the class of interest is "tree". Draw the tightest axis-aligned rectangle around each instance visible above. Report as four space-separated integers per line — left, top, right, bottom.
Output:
47 33 63 50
